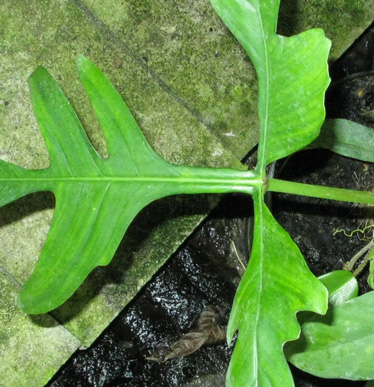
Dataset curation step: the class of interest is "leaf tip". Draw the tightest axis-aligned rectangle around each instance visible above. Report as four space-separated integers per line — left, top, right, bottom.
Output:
314 280 329 316
17 292 35 315
77 54 89 67
77 54 95 76
28 65 50 85
18 287 51 315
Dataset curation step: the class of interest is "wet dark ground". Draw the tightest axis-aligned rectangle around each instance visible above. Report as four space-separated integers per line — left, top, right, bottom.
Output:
48 23 374 387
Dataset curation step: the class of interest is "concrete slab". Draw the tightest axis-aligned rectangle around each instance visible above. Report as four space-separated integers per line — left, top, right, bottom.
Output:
80 0 374 158
1 0 373 385
0 271 80 387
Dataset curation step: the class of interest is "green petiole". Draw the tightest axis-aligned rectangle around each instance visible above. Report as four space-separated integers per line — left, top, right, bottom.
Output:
268 178 374 205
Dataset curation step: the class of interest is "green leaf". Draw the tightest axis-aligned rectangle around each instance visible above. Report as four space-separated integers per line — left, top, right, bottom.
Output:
210 1 330 385
227 192 327 387
319 270 358 306
368 259 374 290
19 60 183 314
286 291 374 381
295 270 358 327
311 119 374 162
210 0 331 170
1 56 255 314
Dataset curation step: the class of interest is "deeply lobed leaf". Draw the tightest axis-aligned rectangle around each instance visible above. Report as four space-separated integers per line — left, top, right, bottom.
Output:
1 3 346 386
227 193 327 386
1 57 256 314
16 58 185 313
210 0 331 170
209 1 331 385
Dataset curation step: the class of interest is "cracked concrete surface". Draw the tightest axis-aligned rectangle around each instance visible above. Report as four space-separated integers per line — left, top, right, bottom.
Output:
1 0 373 385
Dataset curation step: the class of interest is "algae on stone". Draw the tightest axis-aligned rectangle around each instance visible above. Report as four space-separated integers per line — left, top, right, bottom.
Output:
278 0 374 61
0 272 80 387
77 0 374 159
1 0 374 384
76 0 259 159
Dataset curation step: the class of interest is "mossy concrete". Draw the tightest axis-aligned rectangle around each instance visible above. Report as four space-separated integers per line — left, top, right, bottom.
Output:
1 0 373 385
278 0 374 62
0 271 80 387
78 0 259 160
80 0 374 159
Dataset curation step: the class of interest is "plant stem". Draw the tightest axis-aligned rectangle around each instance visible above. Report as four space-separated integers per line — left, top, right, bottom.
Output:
344 240 374 271
353 244 374 277
267 178 374 205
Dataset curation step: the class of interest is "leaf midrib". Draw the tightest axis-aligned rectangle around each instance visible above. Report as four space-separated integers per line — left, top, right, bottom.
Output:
1 175 262 188
255 1 270 175
254 193 265 384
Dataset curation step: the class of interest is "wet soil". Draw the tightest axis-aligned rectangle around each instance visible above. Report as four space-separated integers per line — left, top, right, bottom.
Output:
48 22 374 387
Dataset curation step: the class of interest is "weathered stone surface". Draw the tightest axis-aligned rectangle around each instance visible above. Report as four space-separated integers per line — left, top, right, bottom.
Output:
78 0 259 159
0 271 80 387
1 0 373 385
278 0 374 61
80 0 374 158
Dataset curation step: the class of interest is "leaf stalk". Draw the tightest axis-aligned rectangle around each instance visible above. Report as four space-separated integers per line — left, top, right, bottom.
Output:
268 178 374 205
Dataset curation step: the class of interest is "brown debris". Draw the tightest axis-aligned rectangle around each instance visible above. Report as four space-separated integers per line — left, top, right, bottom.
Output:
146 305 226 362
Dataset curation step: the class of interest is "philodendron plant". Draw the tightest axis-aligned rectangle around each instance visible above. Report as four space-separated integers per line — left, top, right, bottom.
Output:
1 0 374 386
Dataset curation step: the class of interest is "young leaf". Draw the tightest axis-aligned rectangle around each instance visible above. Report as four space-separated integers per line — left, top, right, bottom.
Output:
294 270 358 327
210 0 331 170
318 270 358 306
227 192 327 387
311 118 374 162
1 56 256 314
286 291 374 380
